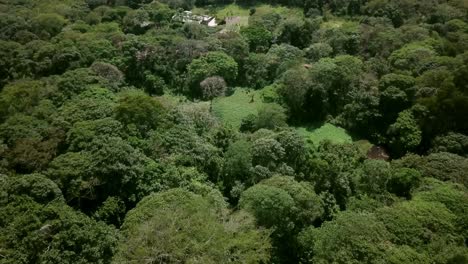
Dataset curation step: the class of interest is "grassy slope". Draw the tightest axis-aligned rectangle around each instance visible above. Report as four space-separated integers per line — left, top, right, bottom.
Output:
213 88 354 145
296 123 353 145
212 88 269 128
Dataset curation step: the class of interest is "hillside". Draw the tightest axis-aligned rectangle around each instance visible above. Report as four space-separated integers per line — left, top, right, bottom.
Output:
1 0 468 263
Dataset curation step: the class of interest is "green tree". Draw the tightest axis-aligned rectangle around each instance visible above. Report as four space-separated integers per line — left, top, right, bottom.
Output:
388 43 437 74
90 62 124 89
251 137 285 170
420 152 468 187
275 129 308 171
413 178 468 240
298 211 391 264
431 132 468 156
340 89 381 139
158 0 194 9
277 18 316 49
0 113 64 173
241 175 323 261
376 200 459 248
255 104 287 130
243 53 271 89
46 151 95 206
316 21 360 55
200 76 227 110
66 117 123 151
122 10 151 34
387 168 421 198
355 159 392 196
385 246 431 264
379 74 416 121
222 139 253 195
240 26 273 52
239 184 295 235
0 173 64 204
187 51 238 91
145 123 223 179
217 31 249 64
305 42 333 62
279 67 312 120
308 142 364 209
379 73 416 92
388 109 422 156
266 44 304 78
58 87 116 125
0 80 56 121
380 86 410 124
182 22 207 40
32 13 67 38
0 175 118 264
114 90 165 135
260 176 323 228
93 196 126 226
114 189 271 263
48 136 155 208
306 55 363 120
126 0 153 9
55 68 104 100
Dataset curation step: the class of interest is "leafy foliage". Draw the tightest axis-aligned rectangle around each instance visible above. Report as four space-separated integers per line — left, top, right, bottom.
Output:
1 0 468 263
114 189 271 263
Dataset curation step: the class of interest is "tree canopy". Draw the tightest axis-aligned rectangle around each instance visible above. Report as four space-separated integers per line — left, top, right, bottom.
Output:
1 0 468 262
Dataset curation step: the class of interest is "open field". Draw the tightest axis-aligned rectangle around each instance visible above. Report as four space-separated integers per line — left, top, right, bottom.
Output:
296 123 353 145
212 88 270 128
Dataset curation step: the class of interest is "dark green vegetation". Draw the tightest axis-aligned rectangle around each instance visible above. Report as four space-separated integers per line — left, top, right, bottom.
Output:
1 0 468 263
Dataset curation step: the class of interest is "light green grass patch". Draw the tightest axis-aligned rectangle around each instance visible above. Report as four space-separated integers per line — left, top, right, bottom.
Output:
321 19 359 30
296 123 352 145
253 4 303 18
216 4 250 18
193 4 303 29
212 88 271 128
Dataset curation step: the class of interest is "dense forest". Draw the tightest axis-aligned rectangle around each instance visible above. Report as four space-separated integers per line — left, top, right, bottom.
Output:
1 0 467 263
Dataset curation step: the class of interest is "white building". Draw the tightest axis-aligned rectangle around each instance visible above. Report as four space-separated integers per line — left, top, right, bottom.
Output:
172 11 217 27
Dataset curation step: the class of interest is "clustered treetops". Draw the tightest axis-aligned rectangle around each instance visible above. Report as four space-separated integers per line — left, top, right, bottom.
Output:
0 0 467 263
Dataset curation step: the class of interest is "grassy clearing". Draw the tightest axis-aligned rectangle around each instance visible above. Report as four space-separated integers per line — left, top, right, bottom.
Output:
216 4 250 18
254 4 303 17
212 88 270 128
192 4 303 28
321 19 360 30
192 4 303 32
296 123 353 145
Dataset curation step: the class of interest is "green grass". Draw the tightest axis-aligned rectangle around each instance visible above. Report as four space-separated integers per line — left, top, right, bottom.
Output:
216 4 250 18
192 4 303 29
296 123 352 145
354 139 374 155
321 19 360 30
159 93 187 103
254 4 303 17
212 88 270 128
